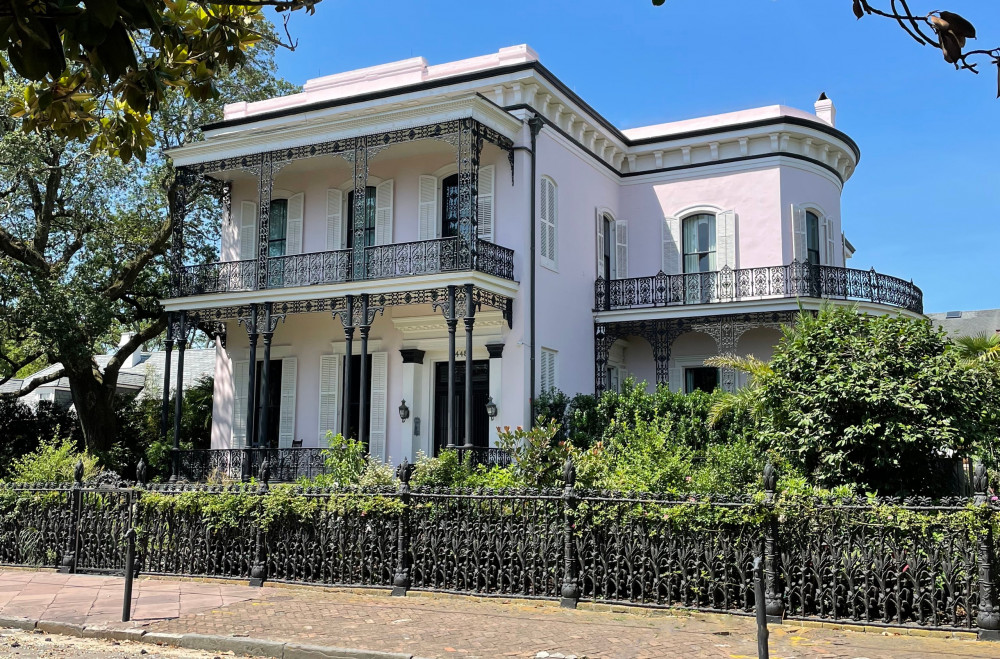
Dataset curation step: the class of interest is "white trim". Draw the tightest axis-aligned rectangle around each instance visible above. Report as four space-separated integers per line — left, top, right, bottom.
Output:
671 355 718 393
327 339 385 354
620 155 845 191
594 297 925 324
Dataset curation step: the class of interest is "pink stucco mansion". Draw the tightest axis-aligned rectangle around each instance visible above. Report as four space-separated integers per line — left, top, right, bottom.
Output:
160 45 922 474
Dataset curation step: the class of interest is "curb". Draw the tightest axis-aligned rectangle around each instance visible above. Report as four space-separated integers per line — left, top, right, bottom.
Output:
0 617 424 659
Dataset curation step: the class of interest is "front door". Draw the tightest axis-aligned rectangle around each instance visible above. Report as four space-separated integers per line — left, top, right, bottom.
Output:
433 360 489 453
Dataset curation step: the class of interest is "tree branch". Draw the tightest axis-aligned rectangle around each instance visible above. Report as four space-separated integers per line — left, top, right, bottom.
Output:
103 316 168 381
0 367 65 400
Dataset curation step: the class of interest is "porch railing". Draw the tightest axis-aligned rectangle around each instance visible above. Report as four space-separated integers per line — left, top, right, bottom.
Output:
176 447 328 483
454 446 513 469
595 262 923 314
175 238 514 297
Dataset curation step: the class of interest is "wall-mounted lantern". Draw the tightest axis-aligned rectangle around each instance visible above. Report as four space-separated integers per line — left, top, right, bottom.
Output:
398 400 410 422
485 396 498 421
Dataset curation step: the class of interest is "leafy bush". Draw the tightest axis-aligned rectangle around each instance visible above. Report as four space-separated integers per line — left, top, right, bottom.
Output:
8 435 98 483
497 419 567 488
311 432 395 488
750 306 994 494
410 450 470 487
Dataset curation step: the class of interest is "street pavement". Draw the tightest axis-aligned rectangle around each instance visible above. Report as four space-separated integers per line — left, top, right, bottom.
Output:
0 627 254 658
1 570 998 658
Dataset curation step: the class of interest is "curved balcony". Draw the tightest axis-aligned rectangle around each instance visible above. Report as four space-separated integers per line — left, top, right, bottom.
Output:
175 237 515 297
595 262 922 314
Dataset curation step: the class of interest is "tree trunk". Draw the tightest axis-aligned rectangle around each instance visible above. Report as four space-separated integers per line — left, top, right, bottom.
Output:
66 368 119 453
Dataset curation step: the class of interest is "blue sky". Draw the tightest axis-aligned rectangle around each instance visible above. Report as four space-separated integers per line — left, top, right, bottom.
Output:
266 0 998 313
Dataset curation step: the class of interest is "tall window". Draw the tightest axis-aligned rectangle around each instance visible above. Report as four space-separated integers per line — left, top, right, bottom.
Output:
805 211 821 265
346 187 376 248
683 213 716 273
540 177 557 268
268 199 288 257
602 214 613 281
684 367 719 394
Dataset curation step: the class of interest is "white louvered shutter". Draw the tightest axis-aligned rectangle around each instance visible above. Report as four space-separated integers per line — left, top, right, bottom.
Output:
368 352 388 462
614 220 628 279
540 178 557 268
327 188 344 250
318 354 342 443
717 210 737 269
540 348 557 392
824 217 836 265
595 209 605 278
278 357 297 448
286 192 304 255
477 165 495 242
233 360 249 448
240 201 256 260
669 365 683 393
791 205 807 263
418 176 437 240
662 217 681 274
375 180 394 245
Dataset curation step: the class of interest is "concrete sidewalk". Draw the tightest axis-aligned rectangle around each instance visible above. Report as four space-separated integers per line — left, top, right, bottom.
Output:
0 569 996 659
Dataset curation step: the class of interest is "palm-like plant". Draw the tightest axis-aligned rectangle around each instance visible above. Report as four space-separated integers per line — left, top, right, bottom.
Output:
953 332 1000 365
703 354 773 427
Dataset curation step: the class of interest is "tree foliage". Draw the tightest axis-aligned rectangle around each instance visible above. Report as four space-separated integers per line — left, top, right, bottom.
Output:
0 0 315 161
0 29 294 452
743 306 997 494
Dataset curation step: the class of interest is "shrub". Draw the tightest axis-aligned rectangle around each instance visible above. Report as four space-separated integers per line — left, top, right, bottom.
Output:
410 450 470 488
8 434 98 483
497 419 567 488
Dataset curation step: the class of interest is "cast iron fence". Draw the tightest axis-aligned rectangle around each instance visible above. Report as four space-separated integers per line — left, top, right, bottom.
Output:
1 462 997 638
175 238 515 297
175 447 329 482
595 262 923 314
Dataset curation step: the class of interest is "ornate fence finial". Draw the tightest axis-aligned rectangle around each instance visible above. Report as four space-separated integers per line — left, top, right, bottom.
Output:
73 460 84 484
395 457 414 486
136 459 147 487
563 456 576 489
763 462 777 494
974 462 988 501
259 458 270 490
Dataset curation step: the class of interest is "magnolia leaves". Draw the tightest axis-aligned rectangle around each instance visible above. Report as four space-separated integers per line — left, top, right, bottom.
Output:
928 11 977 64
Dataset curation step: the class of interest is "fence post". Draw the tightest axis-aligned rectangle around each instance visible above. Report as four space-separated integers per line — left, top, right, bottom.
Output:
58 460 84 574
753 555 770 659
762 462 783 623
560 456 580 609
249 459 270 587
974 463 999 641
392 457 414 597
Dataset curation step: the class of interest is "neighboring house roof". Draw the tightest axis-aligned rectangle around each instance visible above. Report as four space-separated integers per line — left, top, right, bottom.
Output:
927 309 1000 340
3 348 216 401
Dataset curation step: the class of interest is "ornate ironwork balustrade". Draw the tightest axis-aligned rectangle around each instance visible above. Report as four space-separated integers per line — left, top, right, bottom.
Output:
454 446 513 468
175 239 514 297
176 447 329 482
596 262 923 314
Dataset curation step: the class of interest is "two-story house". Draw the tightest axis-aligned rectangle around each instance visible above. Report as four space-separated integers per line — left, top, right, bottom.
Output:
160 45 922 474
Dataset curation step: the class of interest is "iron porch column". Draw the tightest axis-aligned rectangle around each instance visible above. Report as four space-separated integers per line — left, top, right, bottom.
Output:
245 304 260 448
256 302 275 449
171 312 187 481
358 293 370 450
160 313 174 455
351 137 369 280
446 285 458 448
462 283 476 447
341 295 355 439
256 154 274 290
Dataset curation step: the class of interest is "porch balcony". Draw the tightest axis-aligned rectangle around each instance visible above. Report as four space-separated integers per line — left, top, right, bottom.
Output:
174 237 515 298
595 262 922 315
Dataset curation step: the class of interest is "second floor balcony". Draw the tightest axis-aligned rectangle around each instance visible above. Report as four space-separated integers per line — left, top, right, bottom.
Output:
595 262 923 315
175 237 515 297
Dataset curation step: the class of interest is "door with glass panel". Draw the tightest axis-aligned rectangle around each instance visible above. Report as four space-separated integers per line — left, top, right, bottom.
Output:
683 213 717 303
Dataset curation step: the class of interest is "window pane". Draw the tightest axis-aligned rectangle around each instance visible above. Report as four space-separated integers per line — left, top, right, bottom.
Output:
269 200 287 242
347 187 377 248
683 214 717 274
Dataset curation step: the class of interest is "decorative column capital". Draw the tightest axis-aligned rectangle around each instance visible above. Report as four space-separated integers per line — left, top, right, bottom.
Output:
485 343 505 359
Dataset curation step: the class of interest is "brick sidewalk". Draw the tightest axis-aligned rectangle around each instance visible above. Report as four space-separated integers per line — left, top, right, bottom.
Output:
1 570 997 658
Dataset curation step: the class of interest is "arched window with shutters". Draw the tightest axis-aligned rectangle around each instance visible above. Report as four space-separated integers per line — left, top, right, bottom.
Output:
595 210 627 279
682 213 717 273
539 176 557 270
792 205 837 266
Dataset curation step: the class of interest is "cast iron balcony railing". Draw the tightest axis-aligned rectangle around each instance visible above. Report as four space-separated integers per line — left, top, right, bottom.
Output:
595 262 923 314
175 238 515 297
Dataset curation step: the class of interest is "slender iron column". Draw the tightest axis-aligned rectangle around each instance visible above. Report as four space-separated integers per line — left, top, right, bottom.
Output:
341 295 355 439
170 312 187 481
446 285 457 448
160 313 174 451
462 284 476 448
256 155 274 290
358 293 370 449
245 304 260 448
257 302 275 448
